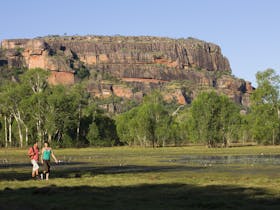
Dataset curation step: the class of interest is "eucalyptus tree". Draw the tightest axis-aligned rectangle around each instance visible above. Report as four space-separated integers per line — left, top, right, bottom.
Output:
115 107 138 146
190 91 241 147
20 68 50 144
46 85 81 146
0 82 15 147
0 81 31 147
218 95 241 146
70 83 90 143
249 69 280 144
116 92 171 147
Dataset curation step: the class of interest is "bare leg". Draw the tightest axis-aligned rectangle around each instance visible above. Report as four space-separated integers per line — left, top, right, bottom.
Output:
46 173 49 180
41 170 46 180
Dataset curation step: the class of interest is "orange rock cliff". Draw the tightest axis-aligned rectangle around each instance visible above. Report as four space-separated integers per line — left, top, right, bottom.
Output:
0 35 254 107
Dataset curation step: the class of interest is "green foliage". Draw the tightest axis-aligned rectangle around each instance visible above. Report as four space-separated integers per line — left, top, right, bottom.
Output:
0 67 25 83
0 67 279 148
86 122 99 145
76 66 90 79
190 91 241 147
248 69 280 144
15 47 24 54
94 115 119 146
116 92 171 147
115 107 137 145
171 106 195 145
0 68 118 148
102 72 120 82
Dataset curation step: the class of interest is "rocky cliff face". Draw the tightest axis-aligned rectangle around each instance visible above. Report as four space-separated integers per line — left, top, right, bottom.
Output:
0 35 253 107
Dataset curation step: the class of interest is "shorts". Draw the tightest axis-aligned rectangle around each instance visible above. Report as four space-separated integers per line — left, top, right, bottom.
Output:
31 159 39 172
43 160 51 173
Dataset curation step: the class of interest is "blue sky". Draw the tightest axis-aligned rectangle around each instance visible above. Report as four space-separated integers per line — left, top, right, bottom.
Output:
1 0 279 86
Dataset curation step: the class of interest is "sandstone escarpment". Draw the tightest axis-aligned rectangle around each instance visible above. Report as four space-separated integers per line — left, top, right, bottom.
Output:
0 35 252 106
1 39 76 85
1 36 230 76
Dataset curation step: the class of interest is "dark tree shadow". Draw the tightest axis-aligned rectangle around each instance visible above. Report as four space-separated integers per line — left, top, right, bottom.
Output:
0 183 279 210
54 164 206 179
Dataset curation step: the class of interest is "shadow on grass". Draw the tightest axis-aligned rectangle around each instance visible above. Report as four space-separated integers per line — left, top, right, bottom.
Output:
0 183 279 210
0 161 87 169
0 164 204 181
55 164 206 179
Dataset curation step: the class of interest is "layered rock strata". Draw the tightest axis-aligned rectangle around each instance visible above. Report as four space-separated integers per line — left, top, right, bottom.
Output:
0 36 253 106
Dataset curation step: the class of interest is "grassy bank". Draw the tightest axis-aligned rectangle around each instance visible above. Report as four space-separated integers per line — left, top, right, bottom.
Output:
0 146 280 209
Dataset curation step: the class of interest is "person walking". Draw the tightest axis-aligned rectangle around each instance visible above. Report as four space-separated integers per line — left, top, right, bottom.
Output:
28 141 40 180
41 141 58 180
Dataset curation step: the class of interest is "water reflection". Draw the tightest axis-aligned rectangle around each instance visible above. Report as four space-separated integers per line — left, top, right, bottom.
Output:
169 154 280 165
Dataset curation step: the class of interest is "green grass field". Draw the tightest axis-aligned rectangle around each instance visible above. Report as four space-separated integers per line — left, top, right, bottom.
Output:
1 146 280 210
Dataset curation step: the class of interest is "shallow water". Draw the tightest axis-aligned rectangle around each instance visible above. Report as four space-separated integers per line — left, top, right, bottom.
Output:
167 154 280 165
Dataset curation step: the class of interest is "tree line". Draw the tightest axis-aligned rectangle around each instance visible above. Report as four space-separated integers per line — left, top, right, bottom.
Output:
0 68 279 148
0 68 118 147
116 69 280 147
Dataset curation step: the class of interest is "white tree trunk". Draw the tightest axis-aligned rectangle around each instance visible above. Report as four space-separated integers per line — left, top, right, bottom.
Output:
272 129 275 145
25 127 28 146
14 110 28 148
48 133 52 142
18 125 23 148
76 103 81 141
37 120 42 144
14 117 23 148
8 116 12 146
4 115 7 148
17 112 28 146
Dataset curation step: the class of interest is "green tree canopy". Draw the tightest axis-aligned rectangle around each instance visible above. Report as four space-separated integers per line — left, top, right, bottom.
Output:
249 69 280 144
190 91 240 147
116 92 171 147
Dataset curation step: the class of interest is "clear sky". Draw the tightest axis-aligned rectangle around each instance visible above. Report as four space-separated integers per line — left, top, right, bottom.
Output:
1 0 279 86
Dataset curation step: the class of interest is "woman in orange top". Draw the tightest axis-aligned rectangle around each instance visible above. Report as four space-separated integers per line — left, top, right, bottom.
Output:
28 141 40 180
